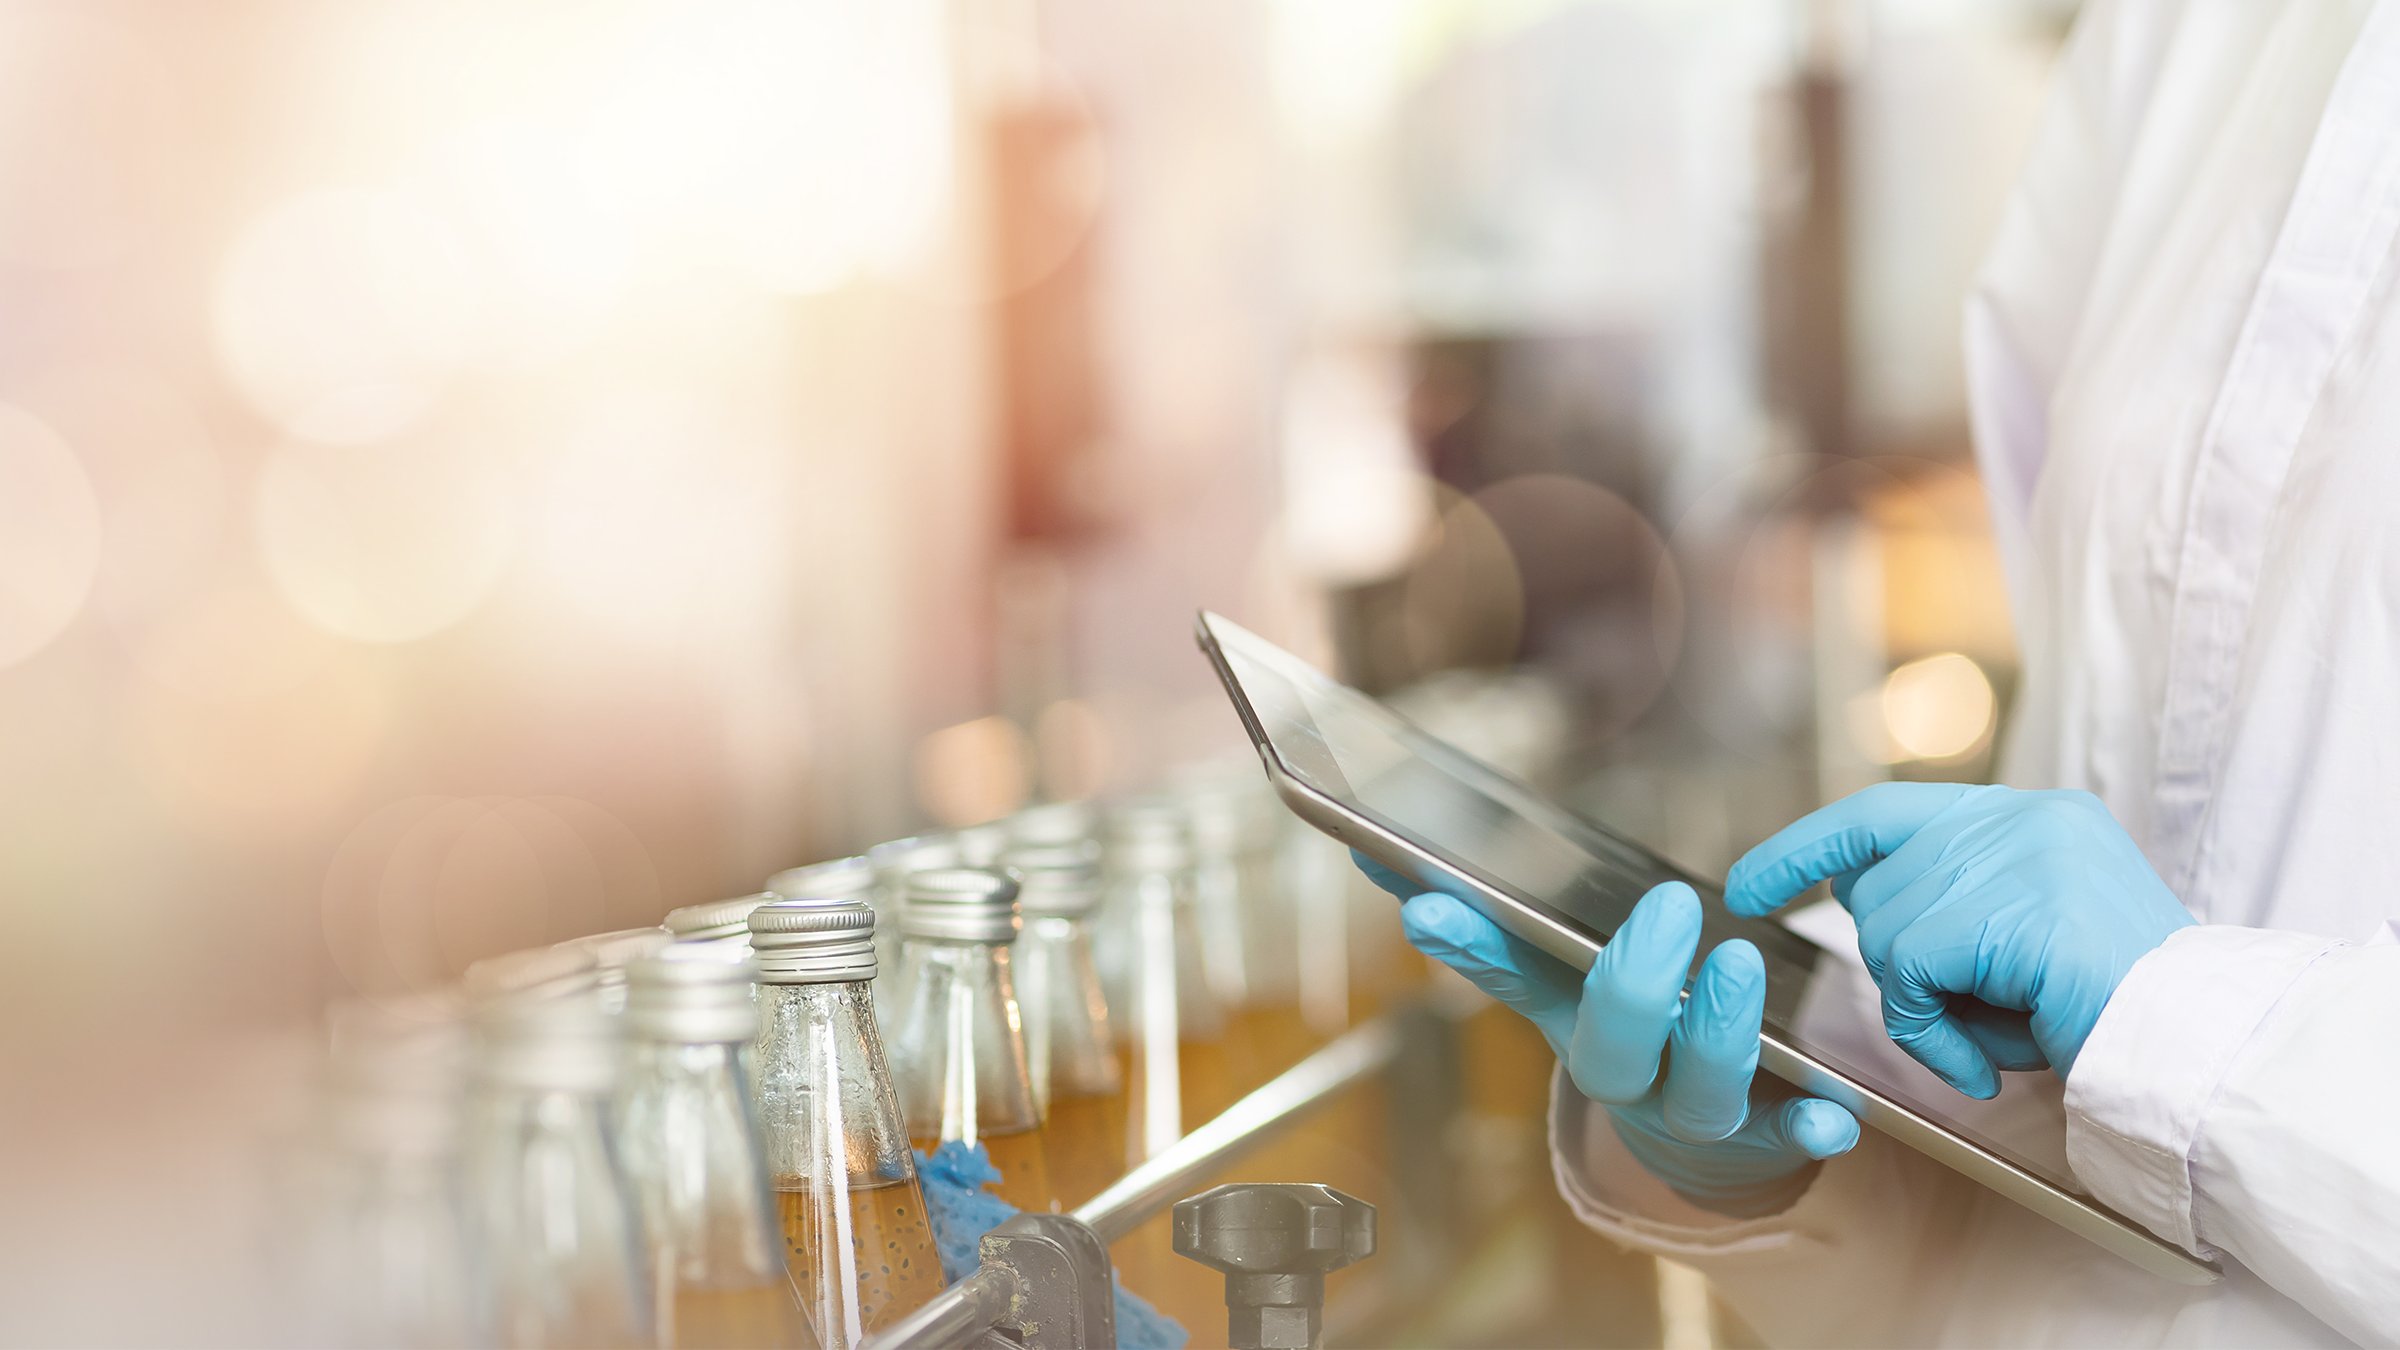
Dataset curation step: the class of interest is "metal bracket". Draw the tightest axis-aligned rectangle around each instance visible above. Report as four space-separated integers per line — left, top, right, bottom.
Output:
979 1213 1117 1349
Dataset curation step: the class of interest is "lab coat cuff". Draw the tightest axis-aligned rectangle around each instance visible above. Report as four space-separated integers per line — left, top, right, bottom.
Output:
2063 924 2340 1256
1546 1064 1811 1257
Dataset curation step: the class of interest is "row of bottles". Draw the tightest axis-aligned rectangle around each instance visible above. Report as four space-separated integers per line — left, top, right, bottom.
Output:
295 770 1398 1348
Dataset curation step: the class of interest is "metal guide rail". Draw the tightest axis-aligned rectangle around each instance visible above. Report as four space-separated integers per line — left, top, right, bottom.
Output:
861 1014 1407 1350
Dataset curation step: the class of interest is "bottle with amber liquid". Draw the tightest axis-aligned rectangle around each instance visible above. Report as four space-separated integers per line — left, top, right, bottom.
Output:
884 867 1054 1212
618 946 813 1349
1101 800 1237 1153
1002 838 1127 1211
749 893 945 1349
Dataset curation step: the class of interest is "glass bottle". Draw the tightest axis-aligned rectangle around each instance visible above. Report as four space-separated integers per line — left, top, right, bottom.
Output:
748 896 944 1348
1002 839 1127 1210
1101 799 1235 1155
1184 774 1314 1079
861 837 960 1019
461 946 651 1349
315 992 474 1349
884 867 1054 1212
618 946 813 1349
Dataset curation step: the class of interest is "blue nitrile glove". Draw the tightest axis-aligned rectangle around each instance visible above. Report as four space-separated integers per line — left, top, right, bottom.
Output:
1355 852 1857 1218
1725 783 2196 1099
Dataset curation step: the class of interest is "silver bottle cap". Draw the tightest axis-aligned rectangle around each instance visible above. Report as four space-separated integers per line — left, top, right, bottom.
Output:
1010 800 1098 847
665 892 780 943
625 945 758 1043
560 926 674 969
463 944 600 1002
1003 839 1103 916
765 853 877 903
465 949 620 1093
869 833 963 883
950 821 1011 867
748 896 879 983
900 866 1022 943
1107 797 1195 874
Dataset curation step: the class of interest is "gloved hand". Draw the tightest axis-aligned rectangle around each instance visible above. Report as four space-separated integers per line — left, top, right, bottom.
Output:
1725 782 2196 1099
1356 853 1858 1218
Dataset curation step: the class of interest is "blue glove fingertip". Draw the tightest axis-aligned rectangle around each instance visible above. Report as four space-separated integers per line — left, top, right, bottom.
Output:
1626 881 1704 956
1792 1100 1860 1159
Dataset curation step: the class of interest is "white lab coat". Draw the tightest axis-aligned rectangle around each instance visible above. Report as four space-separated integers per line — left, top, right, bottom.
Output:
1550 2 2400 1344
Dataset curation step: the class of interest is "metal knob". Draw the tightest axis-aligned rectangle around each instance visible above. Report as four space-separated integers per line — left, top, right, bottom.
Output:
1171 1183 1376 1350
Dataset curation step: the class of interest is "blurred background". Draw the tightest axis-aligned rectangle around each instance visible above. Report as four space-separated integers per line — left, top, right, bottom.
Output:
0 0 2068 1343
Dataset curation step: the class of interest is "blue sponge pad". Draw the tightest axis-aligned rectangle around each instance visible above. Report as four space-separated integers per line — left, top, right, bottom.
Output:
916 1142 1188 1350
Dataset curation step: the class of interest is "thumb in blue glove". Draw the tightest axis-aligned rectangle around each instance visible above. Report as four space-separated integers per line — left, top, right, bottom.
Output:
1724 783 2195 1099
1358 852 1858 1217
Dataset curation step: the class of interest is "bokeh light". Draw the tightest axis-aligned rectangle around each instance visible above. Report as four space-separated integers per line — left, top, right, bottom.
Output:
214 185 482 445
1034 698 1113 802
1280 350 1432 586
1401 489 1524 672
0 403 103 670
582 0 956 295
254 438 515 643
914 716 1033 827
1876 651 1995 762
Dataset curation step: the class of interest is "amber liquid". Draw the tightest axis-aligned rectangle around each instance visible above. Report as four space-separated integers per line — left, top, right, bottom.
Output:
670 1279 815 1350
910 1125 1053 1214
1040 1089 1129 1211
773 1176 944 1348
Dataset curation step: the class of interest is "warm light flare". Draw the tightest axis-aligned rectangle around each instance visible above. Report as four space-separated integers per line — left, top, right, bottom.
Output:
1874 651 1995 762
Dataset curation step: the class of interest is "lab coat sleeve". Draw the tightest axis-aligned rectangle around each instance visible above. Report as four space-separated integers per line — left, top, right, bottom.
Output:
1964 0 2174 607
1548 1069 1980 1347
2066 923 2400 1347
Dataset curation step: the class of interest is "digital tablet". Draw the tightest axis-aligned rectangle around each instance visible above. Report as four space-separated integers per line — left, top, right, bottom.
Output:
1196 610 2217 1286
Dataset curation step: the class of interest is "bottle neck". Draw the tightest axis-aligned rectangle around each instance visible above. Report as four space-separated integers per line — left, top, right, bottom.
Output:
886 940 1041 1141
752 980 916 1189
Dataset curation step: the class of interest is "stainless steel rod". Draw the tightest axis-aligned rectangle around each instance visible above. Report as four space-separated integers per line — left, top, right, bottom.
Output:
863 1264 1018 1350
861 1012 1408 1349
1070 1016 1401 1243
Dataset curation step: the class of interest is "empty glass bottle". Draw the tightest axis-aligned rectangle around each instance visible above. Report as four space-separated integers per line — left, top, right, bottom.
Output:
618 946 812 1349
748 895 943 1348
461 946 651 1349
1003 839 1126 1210
884 867 1053 1213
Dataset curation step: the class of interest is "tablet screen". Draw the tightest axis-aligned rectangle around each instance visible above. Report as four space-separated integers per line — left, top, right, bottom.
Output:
1203 613 2084 1196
